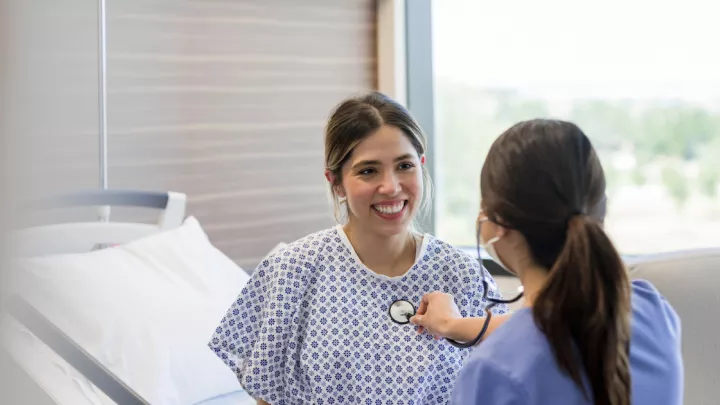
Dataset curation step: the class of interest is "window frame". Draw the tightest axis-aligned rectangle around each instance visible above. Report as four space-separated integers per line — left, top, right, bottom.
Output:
377 1 510 275
377 0 438 236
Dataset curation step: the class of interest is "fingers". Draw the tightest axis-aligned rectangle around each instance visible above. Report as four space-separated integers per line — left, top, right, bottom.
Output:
412 291 450 338
409 314 423 325
416 295 428 315
416 290 442 315
410 315 425 335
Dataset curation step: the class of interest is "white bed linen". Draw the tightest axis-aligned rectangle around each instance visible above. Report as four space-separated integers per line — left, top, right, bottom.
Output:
6 216 252 405
2 315 256 405
195 391 255 405
2 315 114 405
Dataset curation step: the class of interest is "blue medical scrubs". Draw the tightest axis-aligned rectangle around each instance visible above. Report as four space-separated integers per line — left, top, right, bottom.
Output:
451 279 683 404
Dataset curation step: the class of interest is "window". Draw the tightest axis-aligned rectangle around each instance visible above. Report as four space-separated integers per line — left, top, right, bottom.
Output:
430 0 720 255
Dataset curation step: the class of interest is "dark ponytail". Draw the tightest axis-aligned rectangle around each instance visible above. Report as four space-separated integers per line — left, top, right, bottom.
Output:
480 119 633 405
533 215 631 405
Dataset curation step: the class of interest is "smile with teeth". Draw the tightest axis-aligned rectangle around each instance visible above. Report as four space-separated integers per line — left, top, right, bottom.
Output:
372 201 407 215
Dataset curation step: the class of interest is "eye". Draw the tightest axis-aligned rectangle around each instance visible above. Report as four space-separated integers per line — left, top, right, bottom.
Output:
357 167 377 176
398 162 415 171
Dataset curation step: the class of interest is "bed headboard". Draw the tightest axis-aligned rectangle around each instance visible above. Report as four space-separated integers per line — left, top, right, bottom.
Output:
11 190 187 258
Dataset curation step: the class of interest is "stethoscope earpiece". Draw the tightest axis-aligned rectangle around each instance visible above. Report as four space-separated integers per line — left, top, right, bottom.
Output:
388 299 416 325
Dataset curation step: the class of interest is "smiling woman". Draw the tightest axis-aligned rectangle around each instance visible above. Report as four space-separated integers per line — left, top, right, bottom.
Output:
323 92 433 236
208 91 510 405
330 126 423 234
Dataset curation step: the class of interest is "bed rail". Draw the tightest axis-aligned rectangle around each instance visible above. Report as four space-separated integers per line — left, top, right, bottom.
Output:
5 295 150 405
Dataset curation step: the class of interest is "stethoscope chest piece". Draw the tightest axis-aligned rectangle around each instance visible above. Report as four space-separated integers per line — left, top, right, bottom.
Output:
389 299 416 325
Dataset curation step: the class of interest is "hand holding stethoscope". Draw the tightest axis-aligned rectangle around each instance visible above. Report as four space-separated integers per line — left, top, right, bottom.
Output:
409 292 465 341
408 211 523 347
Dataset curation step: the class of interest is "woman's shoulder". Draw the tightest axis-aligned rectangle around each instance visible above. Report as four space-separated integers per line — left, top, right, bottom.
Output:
245 227 342 302
630 279 681 339
420 234 479 263
628 280 684 404
418 235 485 278
262 227 340 261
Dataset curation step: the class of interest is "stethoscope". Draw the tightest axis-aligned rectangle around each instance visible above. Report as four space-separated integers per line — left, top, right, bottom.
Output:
388 300 417 325
388 280 523 348
388 215 524 348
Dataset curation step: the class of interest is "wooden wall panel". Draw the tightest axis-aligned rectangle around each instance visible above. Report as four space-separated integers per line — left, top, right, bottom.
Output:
107 0 377 269
6 0 378 270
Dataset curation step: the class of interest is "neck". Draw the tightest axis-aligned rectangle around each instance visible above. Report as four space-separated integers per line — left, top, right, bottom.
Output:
517 265 550 307
343 222 417 277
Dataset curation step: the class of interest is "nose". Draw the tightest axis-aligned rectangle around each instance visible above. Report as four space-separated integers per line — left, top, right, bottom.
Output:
378 171 401 196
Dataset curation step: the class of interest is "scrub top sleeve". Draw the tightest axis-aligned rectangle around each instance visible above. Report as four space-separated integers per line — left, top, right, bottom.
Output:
208 249 300 404
451 359 529 405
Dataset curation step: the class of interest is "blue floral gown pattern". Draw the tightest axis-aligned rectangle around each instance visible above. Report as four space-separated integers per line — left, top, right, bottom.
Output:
209 226 508 405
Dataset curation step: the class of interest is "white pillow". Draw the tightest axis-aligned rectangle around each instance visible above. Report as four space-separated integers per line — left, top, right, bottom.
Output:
9 216 249 405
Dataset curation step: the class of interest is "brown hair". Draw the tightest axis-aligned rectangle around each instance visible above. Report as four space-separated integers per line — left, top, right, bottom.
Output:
324 91 432 229
480 119 631 405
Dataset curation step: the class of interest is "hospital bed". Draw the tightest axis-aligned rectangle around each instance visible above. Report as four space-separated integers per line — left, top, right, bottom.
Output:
2 189 258 405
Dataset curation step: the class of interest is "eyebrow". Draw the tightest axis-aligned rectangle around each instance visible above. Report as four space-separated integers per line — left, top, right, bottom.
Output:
351 154 415 170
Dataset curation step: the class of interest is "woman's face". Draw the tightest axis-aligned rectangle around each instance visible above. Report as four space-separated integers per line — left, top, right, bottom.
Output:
338 124 424 237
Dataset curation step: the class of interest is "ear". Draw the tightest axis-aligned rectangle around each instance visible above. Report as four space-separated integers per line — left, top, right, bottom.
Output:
420 154 426 166
336 186 347 199
484 211 508 238
325 170 346 199
492 214 509 238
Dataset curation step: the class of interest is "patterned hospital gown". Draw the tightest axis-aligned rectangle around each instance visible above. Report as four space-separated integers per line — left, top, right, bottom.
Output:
208 226 508 405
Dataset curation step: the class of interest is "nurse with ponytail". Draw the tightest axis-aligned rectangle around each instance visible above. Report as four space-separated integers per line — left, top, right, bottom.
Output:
410 119 683 405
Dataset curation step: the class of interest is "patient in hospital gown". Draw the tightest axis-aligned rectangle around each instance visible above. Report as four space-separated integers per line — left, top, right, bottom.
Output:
208 92 508 405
